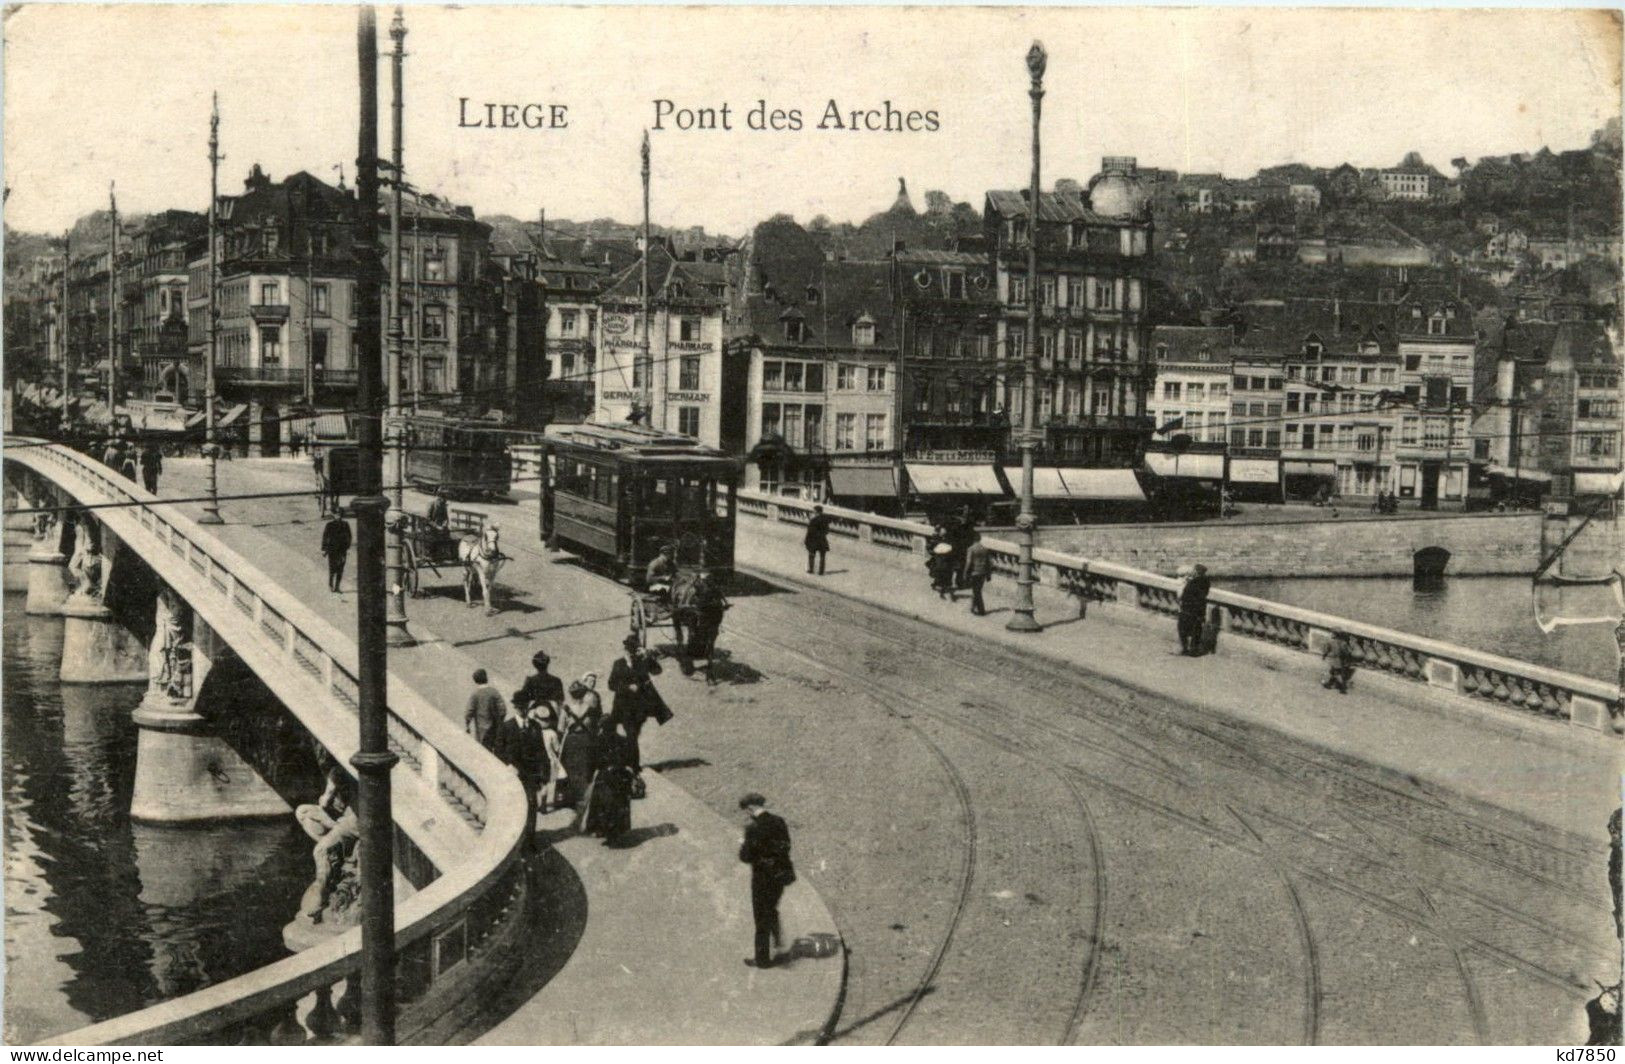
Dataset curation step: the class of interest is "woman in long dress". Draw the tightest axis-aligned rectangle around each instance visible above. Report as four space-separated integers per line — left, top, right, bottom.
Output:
580 715 634 844
558 676 601 809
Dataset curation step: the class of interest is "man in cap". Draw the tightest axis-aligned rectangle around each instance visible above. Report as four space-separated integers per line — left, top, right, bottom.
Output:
645 543 677 598
609 633 669 774
962 533 993 616
804 506 832 576
738 792 795 968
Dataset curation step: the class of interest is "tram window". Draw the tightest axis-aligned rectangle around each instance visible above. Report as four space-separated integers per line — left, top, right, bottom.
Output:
643 477 675 517
678 477 715 519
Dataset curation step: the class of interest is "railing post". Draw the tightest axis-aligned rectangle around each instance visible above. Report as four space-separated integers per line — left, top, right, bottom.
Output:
1424 658 1465 695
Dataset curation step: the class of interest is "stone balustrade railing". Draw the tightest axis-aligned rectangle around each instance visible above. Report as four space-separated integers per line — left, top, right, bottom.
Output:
10 441 531 1045
735 489 1623 734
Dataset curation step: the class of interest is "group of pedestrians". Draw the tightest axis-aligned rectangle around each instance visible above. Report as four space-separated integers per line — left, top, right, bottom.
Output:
465 638 674 850
98 437 164 494
925 512 992 616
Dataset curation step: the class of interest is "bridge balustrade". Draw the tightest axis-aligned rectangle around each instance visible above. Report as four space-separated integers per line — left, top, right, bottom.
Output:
736 488 1623 733
10 440 530 1045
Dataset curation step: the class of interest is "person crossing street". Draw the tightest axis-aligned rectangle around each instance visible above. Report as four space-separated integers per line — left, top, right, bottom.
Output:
321 512 352 593
738 792 796 969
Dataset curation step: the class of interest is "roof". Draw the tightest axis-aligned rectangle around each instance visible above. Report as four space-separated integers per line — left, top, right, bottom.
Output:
545 421 737 463
599 243 727 307
739 259 896 350
1151 326 1234 363
1234 297 1400 357
1503 320 1616 367
894 248 987 266
983 189 1118 225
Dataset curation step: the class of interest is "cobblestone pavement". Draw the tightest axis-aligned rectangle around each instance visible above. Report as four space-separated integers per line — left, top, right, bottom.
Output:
160 461 1617 1045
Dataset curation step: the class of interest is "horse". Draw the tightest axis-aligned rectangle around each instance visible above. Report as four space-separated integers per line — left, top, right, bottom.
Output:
458 523 504 614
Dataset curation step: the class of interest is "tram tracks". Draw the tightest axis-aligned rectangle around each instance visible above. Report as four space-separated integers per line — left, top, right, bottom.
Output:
731 578 1606 1042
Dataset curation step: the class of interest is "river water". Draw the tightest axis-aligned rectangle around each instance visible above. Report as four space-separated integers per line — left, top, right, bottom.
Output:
1223 575 1620 683
2 593 312 1044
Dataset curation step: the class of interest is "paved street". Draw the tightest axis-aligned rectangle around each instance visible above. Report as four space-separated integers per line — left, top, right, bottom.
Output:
159 458 1616 1045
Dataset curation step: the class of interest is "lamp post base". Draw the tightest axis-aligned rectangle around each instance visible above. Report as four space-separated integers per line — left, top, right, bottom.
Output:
1005 608 1042 633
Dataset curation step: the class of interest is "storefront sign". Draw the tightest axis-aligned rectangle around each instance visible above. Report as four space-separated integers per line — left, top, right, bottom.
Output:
667 391 710 403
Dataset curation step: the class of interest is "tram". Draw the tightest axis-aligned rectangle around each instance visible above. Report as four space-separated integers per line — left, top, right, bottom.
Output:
539 422 740 583
401 414 513 499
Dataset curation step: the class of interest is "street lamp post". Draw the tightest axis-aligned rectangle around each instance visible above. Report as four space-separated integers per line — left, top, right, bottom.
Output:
1006 41 1045 634
352 7 400 1044
383 5 412 648
199 93 224 525
59 230 72 438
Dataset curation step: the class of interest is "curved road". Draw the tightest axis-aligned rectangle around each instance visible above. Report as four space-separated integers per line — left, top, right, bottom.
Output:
153 459 1614 1045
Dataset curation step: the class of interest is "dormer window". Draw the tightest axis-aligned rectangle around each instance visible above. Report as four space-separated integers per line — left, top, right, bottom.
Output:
1428 315 1446 336
806 286 821 305
944 271 965 299
1011 219 1029 246
1305 341 1323 358
852 315 876 347
784 319 806 342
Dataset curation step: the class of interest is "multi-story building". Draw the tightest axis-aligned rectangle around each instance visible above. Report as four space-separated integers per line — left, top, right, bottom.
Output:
596 241 734 448
1377 156 1441 201
1393 293 1476 508
1485 320 1622 507
983 156 1156 469
1146 325 1233 446
205 165 365 450
730 251 899 504
1226 319 1288 499
394 189 498 404
1276 301 1403 501
125 210 207 401
892 240 1004 457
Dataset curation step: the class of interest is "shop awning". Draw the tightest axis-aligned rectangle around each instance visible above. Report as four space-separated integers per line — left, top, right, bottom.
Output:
1283 460 1338 477
1228 458 1280 484
1487 466 1552 484
1059 468 1146 502
906 463 1005 496
828 465 898 498
185 409 209 428
311 412 351 440
1573 470 1624 496
83 402 110 425
1031 467 1073 498
1146 453 1226 480
217 404 248 429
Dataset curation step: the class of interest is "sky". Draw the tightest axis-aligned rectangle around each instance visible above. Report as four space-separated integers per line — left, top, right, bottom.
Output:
3 5 1620 237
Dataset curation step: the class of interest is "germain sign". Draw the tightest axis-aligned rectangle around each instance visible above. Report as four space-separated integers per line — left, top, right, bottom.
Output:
667 391 711 403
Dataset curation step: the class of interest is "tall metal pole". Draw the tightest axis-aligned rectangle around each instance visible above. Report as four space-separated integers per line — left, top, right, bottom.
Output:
107 183 119 420
59 231 71 437
412 211 422 411
383 5 412 647
199 94 224 525
1007 41 1045 634
640 130 652 424
352 7 399 1044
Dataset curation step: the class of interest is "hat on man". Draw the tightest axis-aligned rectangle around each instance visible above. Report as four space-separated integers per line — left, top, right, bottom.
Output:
932 542 954 555
622 633 642 650
532 650 550 669
738 792 767 810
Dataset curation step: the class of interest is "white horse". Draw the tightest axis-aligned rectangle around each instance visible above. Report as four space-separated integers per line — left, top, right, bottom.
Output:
458 524 504 614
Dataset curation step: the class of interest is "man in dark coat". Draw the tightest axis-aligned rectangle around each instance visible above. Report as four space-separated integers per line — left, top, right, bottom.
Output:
492 698 548 851
963 534 993 616
804 506 831 576
140 442 163 494
514 650 565 713
608 633 667 773
1177 563 1212 656
738 792 795 968
321 514 352 593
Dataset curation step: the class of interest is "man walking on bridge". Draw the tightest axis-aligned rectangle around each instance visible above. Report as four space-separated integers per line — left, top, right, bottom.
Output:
804 506 831 576
321 512 352 593
739 792 795 969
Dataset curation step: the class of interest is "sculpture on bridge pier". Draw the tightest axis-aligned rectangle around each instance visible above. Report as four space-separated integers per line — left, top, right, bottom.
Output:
147 587 194 702
65 533 110 607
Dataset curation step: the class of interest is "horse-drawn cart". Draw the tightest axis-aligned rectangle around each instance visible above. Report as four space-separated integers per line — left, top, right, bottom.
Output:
628 569 729 674
394 506 503 611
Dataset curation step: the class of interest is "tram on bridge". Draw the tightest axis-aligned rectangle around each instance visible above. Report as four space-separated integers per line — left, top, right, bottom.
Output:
401 414 514 500
539 422 740 584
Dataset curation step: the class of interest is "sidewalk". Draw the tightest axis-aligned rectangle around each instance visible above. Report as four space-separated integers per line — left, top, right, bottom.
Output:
157 459 844 1045
738 517 1621 843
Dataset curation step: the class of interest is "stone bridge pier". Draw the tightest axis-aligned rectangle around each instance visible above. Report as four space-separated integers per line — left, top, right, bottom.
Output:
58 513 149 684
129 586 291 824
17 476 78 616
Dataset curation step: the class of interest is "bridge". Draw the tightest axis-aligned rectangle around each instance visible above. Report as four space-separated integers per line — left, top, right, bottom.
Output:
5 439 1621 1045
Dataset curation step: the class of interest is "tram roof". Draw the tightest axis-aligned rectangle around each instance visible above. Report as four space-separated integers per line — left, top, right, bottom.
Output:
544 421 738 464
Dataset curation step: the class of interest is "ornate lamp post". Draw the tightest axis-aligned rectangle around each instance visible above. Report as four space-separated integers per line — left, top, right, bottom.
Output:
1007 41 1045 634
383 5 412 647
199 94 224 525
